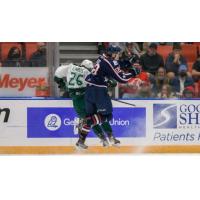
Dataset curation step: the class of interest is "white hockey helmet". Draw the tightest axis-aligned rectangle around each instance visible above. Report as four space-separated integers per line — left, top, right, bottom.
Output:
81 60 93 71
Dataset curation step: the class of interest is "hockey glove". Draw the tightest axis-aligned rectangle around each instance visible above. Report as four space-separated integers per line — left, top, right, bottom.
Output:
54 76 67 90
107 79 117 88
129 67 141 77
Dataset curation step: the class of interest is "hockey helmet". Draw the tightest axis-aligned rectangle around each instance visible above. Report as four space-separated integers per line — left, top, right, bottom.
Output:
81 59 94 71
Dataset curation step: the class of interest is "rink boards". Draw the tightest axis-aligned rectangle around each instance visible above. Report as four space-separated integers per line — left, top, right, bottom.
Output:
0 98 200 154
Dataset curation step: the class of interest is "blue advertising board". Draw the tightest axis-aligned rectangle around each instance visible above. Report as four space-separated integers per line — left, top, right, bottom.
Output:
27 107 146 138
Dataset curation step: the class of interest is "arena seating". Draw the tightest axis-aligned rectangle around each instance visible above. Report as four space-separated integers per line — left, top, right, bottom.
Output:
157 44 199 73
157 44 198 63
181 44 197 63
25 42 38 60
157 45 172 61
1 42 22 61
0 42 200 98
197 45 200 56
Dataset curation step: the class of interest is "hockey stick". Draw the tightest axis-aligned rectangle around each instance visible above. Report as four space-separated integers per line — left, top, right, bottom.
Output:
112 99 136 107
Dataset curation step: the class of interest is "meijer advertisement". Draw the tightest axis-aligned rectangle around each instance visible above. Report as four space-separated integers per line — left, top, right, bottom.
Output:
0 67 49 97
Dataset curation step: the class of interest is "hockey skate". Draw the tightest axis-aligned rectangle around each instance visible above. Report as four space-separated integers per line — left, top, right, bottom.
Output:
100 137 109 147
75 139 88 150
108 136 120 147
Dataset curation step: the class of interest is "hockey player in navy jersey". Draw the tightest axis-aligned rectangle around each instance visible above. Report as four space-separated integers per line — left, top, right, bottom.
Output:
77 45 141 148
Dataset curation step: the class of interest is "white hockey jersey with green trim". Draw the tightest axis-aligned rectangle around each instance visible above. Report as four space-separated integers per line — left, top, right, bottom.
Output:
55 63 90 89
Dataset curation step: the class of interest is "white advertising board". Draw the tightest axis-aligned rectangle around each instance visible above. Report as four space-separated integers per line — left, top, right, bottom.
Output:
0 67 49 97
0 98 200 144
0 98 200 153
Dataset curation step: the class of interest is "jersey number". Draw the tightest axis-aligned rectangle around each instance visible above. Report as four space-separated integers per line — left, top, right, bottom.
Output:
69 72 83 86
91 64 100 75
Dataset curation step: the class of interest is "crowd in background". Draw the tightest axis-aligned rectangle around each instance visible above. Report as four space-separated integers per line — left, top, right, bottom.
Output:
1 42 200 99
98 42 200 99
0 42 46 67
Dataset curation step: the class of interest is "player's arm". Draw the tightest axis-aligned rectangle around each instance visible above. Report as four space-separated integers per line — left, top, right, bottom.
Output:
104 60 141 83
54 65 69 90
54 76 66 90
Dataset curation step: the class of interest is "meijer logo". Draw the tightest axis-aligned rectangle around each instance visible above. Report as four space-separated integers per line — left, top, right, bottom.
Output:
0 74 45 91
44 114 62 131
153 104 177 129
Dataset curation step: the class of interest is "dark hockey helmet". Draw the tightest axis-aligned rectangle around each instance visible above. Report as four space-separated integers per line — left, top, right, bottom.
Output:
106 45 121 57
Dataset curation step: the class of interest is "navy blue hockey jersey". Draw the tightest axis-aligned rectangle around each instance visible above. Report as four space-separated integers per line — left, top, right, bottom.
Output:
85 54 134 87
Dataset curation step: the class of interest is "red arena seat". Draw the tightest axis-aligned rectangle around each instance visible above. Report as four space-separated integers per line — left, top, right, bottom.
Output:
181 45 197 63
157 45 173 62
25 42 38 61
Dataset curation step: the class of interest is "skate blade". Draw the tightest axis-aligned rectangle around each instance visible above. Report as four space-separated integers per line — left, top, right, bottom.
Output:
75 145 88 151
100 140 110 148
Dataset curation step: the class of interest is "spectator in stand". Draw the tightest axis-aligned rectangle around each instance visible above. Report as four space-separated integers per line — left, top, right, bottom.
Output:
182 86 195 98
140 43 164 75
150 67 169 96
132 42 141 57
109 42 126 51
3 46 25 67
121 42 140 66
157 84 174 98
137 42 143 51
191 55 200 82
29 42 46 67
140 42 149 55
98 42 109 54
169 65 194 97
165 43 187 79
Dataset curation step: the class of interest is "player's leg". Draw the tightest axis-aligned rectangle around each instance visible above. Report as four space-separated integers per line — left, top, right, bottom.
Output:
92 125 109 147
73 93 107 147
101 121 120 146
101 121 112 137
71 95 89 149
83 87 120 146
83 86 109 147
95 88 120 146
